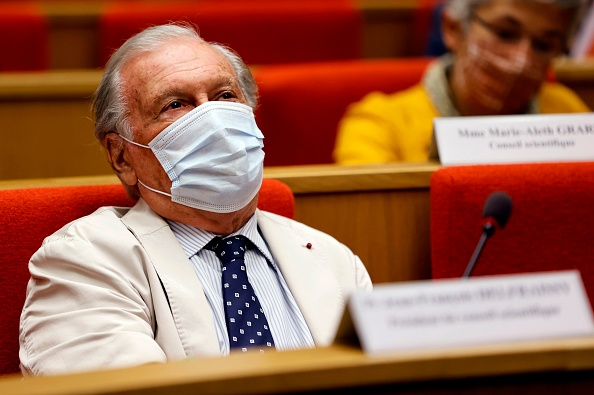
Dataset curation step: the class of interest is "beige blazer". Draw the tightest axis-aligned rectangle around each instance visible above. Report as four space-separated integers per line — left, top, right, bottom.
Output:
19 199 372 376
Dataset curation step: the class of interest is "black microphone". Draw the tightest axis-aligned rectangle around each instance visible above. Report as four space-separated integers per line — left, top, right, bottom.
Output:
462 191 513 278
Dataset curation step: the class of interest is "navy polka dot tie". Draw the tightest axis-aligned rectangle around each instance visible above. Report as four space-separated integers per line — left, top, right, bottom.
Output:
207 235 275 352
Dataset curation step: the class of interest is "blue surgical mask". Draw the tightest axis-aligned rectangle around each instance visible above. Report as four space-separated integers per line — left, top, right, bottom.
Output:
119 101 265 213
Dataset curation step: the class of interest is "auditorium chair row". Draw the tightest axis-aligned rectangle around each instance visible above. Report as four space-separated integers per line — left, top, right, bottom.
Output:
0 57 433 180
1 55 594 181
0 0 441 71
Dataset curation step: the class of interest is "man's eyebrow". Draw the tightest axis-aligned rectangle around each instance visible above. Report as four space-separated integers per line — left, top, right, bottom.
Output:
147 75 241 112
214 75 240 88
154 89 180 102
154 76 238 100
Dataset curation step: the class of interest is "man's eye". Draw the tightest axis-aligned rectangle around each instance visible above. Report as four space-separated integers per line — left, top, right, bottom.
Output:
219 92 237 100
168 101 183 110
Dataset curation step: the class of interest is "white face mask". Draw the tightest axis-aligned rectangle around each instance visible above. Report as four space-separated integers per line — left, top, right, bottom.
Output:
120 101 265 213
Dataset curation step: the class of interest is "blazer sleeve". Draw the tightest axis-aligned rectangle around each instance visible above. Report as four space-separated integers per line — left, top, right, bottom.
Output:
19 207 166 376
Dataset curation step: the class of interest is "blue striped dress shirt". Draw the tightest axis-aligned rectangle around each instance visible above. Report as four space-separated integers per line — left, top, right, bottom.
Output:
167 214 315 354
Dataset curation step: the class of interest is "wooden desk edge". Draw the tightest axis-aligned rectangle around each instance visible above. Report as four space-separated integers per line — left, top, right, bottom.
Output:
2 337 594 395
0 162 441 193
264 162 440 193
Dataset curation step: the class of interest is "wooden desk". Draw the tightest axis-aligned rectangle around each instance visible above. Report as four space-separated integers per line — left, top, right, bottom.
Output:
1 337 594 394
0 162 439 284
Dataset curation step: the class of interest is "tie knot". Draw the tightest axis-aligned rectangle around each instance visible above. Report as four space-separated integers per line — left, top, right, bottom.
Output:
207 235 249 265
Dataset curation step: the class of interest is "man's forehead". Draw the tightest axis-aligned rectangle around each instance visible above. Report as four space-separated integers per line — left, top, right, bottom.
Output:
125 40 228 72
120 40 237 93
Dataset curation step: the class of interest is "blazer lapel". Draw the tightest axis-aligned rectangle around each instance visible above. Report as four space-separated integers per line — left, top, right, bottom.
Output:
121 200 220 356
256 210 345 346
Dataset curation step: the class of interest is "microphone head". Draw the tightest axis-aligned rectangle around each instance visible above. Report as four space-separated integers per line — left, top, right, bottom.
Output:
482 191 513 229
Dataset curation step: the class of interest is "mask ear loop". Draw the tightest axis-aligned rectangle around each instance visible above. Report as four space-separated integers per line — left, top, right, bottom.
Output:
137 179 174 198
116 133 174 198
117 134 151 149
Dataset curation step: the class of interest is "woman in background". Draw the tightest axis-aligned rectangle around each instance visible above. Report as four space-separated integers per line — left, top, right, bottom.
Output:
333 0 590 164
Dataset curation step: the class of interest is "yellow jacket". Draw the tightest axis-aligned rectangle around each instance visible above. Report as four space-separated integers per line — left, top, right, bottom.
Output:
333 82 591 164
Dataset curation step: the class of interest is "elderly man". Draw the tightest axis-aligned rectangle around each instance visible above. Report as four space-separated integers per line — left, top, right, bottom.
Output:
19 23 372 376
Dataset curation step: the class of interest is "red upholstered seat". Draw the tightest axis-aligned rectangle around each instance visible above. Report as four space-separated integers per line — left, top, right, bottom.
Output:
430 162 594 306
99 0 362 67
0 178 293 376
256 178 295 220
253 58 432 166
0 3 49 71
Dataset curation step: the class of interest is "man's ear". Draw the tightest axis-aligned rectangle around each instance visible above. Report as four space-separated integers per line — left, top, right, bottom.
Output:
441 9 464 53
103 133 137 187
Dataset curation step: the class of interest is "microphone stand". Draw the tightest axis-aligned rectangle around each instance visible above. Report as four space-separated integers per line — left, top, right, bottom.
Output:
462 221 495 279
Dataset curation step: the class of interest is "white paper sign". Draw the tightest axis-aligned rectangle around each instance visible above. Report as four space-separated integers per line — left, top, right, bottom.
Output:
337 270 594 355
432 113 594 165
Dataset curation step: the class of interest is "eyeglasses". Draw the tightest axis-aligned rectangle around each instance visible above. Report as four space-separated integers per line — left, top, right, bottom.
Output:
471 14 566 59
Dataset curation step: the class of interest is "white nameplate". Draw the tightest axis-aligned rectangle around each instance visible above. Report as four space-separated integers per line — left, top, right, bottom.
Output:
432 113 594 165
334 270 594 354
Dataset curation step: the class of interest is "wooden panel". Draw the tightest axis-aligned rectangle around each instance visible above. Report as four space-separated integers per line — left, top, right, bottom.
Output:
293 189 431 283
360 0 419 58
0 70 110 180
268 163 436 283
1 338 594 394
0 99 111 180
43 2 103 69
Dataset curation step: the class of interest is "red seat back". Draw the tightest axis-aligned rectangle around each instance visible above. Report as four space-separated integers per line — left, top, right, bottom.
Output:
253 58 432 166
430 162 594 305
0 178 293 376
99 0 362 66
0 3 49 71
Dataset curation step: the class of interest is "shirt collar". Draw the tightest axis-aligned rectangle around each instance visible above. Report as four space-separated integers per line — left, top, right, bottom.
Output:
167 213 276 268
